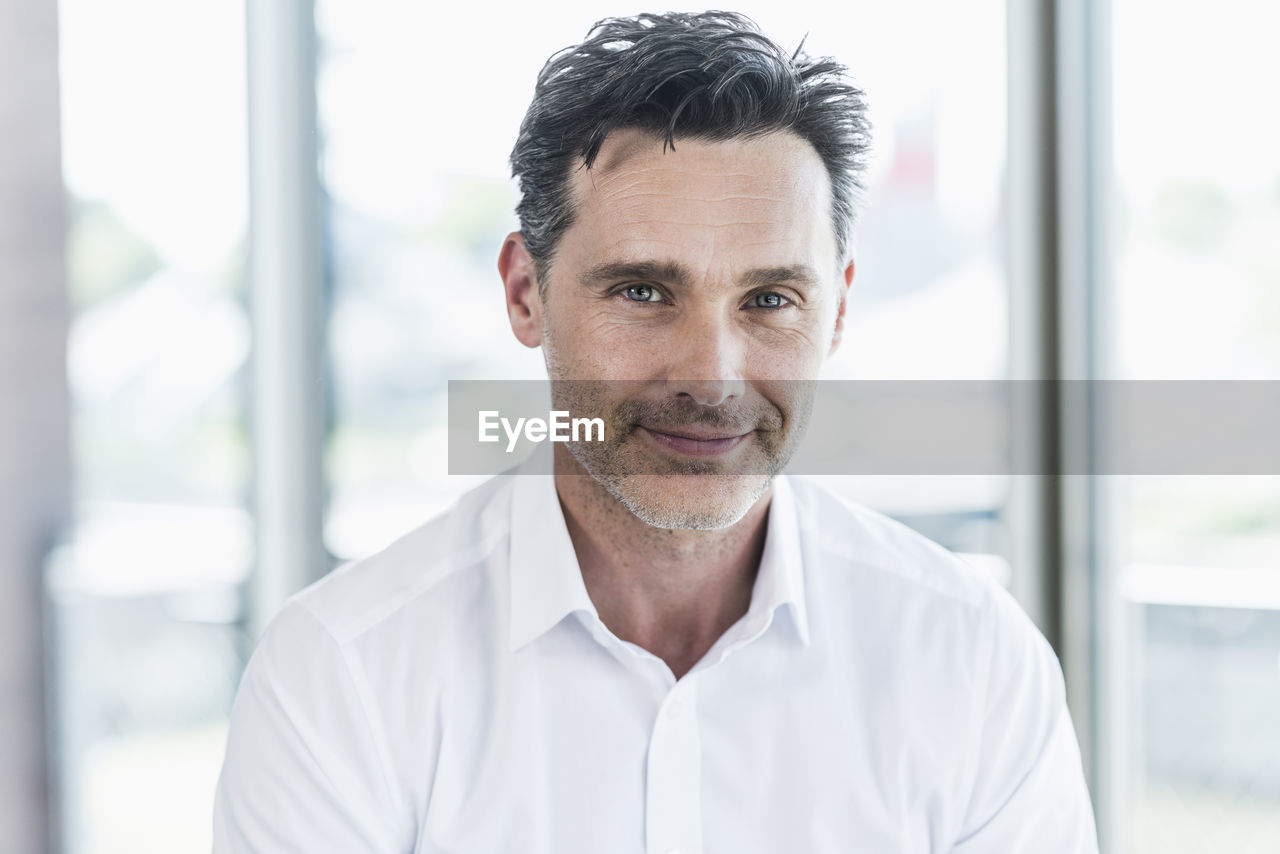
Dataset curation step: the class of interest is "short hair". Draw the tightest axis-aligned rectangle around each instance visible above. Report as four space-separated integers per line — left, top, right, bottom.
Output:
509 11 873 283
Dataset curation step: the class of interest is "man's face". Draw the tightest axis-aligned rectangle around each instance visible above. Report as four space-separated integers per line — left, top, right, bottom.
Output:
502 128 852 529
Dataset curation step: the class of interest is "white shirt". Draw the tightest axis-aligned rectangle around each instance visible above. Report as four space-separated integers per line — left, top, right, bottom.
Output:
213 469 1098 853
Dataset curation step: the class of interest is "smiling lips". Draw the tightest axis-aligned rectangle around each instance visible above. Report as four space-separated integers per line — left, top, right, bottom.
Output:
637 424 753 456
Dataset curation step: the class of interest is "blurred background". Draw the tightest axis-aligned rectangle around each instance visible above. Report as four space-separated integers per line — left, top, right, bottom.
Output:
1 0 1278 851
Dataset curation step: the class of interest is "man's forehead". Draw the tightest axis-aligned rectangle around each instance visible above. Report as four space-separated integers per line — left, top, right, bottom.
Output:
560 128 839 272
581 127 830 193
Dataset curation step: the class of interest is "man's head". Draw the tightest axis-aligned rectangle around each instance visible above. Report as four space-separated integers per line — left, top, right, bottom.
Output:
498 12 872 529
509 11 872 283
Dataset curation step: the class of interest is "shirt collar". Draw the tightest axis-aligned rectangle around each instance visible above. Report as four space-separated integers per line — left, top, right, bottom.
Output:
507 462 811 652
507 460 599 652
749 473 811 647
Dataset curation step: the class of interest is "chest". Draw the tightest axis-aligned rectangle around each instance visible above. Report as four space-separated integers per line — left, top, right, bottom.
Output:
408 633 968 854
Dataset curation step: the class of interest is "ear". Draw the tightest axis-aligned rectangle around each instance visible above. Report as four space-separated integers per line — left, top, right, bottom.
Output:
827 257 855 357
497 232 543 348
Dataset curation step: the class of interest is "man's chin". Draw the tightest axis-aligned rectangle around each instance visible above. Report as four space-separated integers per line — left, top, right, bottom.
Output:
598 472 773 531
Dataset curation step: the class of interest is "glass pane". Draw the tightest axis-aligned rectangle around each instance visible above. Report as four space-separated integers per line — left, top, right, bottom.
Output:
54 1 250 851
1109 0 1280 849
317 0 1011 580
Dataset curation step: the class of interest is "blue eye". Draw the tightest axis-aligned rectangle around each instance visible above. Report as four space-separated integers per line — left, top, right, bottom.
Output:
623 284 662 302
751 292 789 309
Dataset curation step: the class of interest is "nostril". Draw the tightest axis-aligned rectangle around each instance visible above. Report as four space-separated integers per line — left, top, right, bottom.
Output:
669 377 746 408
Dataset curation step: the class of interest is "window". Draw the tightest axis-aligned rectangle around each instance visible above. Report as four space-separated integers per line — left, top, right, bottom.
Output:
53 2 249 851
1104 1 1280 849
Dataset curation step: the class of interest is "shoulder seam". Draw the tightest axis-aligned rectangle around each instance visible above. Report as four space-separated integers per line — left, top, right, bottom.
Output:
788 477 991 607
326 528 511 645
800 521 988 608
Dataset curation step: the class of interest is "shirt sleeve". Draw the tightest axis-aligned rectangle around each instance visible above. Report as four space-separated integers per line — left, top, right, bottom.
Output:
212 601 412 852
948 584 1100 853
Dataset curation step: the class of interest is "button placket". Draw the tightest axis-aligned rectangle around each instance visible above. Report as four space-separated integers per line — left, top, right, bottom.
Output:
645 681 702 854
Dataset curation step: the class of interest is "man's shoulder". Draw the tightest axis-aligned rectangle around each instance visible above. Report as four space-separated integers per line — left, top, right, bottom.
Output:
784 474 1062 712
784 474 999 613
282 474 517 645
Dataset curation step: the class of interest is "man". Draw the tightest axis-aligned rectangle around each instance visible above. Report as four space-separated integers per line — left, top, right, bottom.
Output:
214 11 1098 853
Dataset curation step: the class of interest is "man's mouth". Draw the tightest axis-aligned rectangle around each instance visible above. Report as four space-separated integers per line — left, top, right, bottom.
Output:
635 424 752 457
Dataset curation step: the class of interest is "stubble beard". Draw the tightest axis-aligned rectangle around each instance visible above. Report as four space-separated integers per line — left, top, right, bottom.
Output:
547 374 811 531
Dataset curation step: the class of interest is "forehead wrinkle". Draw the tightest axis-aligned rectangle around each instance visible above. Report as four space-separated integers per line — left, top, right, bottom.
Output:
582 140 826 219
589 153 812 205
604 190 799 209
602 217 807 232
594 162 802 196
592 184 815 226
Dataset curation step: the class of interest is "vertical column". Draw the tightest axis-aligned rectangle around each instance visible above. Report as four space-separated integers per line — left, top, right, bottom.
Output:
245 0 329 638
1005 0 1116 844
1054 0 1123 848
0 0 72 850
1004 0 1063 646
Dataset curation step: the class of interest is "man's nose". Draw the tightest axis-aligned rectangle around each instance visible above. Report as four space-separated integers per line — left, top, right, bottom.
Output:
664 312 747 406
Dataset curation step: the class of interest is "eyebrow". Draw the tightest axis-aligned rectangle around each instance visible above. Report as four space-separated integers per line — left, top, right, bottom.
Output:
580 260 824 291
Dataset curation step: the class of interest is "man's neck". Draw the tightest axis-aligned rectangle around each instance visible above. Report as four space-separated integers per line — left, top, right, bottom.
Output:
553 448 771 680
